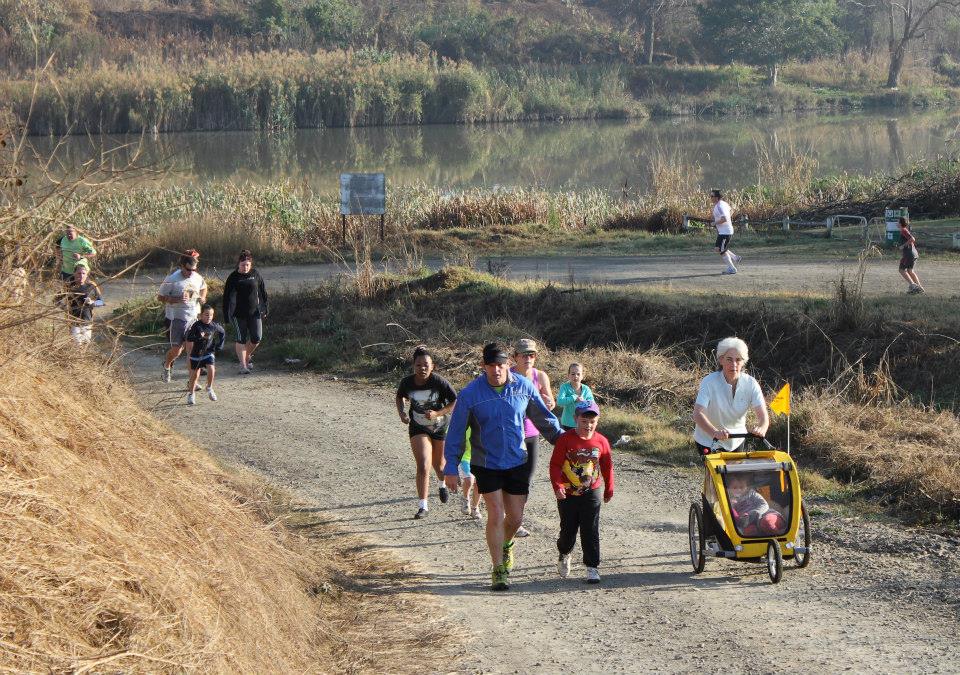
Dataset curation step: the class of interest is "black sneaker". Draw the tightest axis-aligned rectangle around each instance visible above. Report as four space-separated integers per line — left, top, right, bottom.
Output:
414 507 428 520
439 485 449 504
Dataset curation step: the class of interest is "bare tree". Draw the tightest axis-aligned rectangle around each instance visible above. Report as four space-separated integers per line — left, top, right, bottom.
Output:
885 0 960 88
596 0 689 64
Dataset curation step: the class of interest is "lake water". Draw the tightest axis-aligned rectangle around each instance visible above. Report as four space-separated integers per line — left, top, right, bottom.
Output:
29 110 960 193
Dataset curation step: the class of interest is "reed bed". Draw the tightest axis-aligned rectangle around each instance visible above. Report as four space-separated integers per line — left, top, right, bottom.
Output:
50 155 960 267
3 50 639 136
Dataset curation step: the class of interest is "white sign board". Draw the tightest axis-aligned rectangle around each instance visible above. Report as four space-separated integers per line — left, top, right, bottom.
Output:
340 173 385 215
884 207 908 233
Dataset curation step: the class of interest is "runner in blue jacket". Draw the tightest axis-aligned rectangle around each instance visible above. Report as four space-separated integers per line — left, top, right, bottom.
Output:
444 342 563 591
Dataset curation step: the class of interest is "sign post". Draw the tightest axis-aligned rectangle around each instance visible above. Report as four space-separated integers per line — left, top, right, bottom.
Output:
339 173 386 243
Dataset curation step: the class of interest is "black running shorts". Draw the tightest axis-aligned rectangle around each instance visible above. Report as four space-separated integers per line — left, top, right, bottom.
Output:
715 234 731 253
471 462 532 496
409 420 447 441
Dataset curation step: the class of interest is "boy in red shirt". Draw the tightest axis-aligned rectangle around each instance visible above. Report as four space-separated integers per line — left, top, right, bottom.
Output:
549 400 614 584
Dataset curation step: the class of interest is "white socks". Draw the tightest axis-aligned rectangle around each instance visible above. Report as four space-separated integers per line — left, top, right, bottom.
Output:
723 251 737 270
418 499 428 510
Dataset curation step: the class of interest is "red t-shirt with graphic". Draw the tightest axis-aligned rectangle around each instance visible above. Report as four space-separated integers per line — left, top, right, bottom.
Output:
549 430 614 500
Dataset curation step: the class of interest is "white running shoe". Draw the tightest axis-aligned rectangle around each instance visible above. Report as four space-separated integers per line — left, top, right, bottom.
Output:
460 495 471 515
207 387 218 401
471 507 482 520
186 392 196 406
558 553 571 579
722 268 737 275
247 360 254 371
586 567 601 584
515 525 530 538
733 254 743 264
162 365 172 383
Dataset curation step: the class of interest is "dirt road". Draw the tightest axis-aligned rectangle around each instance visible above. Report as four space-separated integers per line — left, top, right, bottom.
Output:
104 253 959 306
130 357 960 673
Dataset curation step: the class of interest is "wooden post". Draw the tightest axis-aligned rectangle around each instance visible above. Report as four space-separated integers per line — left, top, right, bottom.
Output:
380 213 385 242
342 214 347 244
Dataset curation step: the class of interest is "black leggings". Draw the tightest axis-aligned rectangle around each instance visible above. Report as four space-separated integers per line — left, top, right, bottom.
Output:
523 436 539 488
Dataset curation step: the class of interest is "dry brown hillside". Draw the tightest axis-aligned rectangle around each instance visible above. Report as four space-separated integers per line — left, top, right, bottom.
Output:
0 322 453 671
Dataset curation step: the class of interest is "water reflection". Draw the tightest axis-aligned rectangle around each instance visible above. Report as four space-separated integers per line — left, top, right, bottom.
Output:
26 111 960 192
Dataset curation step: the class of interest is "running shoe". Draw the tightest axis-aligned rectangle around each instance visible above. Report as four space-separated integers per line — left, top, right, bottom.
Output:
186 392 196 406
413 507 428 520
722 269 737 275
247 360 254 371
734 254 743 264
586 567 601 584
460 495 471 515
502 540 515 572
558 553 571 579
515 525 530 537
162 365 172 383
907 285 920 294
491 564 510 591
471 506 482 520
439 485 449 504
207 387 218 401
239 367 251 375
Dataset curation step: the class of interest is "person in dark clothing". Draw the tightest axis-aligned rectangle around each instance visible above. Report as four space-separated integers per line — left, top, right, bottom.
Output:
58 260 102 346
396 345 458 520
184 305 226 406
222 249 268 374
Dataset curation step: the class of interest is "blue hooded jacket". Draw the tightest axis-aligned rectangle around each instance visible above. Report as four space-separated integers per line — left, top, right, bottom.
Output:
444 371 562 473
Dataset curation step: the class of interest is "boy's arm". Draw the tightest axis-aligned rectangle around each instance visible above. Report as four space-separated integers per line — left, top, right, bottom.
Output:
599 436 614 502
214 325 226 352
548 437 568 498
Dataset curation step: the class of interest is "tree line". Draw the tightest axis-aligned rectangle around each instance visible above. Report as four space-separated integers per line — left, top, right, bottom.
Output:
2 0 960 89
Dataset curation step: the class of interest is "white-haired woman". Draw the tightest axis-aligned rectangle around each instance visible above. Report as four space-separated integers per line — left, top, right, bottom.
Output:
692 337 769 454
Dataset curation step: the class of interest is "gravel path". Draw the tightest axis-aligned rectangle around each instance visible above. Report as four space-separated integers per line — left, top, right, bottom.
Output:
130 357 960 674
103 253 960 306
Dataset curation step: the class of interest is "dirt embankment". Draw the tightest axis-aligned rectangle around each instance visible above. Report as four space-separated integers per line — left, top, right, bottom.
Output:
133 357 960 674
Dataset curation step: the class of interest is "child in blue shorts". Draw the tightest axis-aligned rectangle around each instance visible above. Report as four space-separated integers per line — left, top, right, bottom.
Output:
184 304 225 405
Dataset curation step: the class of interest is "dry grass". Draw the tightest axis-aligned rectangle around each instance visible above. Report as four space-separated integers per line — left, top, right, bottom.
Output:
0 312 458 672
793 392 960 521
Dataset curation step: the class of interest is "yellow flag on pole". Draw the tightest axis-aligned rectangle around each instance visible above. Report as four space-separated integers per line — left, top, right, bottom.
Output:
770 383 791 416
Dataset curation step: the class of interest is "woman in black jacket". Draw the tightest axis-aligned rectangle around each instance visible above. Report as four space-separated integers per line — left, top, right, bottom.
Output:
222 249 268 374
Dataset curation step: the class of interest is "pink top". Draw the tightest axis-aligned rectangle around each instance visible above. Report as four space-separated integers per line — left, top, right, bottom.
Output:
512 367 540 438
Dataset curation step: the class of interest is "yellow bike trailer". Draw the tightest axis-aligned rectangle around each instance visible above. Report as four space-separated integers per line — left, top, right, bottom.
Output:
688 433 811 583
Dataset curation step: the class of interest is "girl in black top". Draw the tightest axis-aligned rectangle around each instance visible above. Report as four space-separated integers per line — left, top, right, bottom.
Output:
223 250 268 374
897 217 925 294
395 345 458 520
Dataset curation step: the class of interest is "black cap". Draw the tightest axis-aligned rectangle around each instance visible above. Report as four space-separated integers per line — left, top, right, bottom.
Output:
482 342 509 365
710 188 722 199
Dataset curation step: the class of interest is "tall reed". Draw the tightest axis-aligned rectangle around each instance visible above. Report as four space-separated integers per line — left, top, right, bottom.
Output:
2 50 640 136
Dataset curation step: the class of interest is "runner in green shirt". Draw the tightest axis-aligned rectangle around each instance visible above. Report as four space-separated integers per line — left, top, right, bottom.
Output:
58 225 97 280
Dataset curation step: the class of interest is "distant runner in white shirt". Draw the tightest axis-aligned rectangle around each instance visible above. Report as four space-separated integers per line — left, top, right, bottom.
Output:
710 189 741 275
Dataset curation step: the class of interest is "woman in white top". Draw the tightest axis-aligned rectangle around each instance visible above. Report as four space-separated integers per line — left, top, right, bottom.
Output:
692 337 769 453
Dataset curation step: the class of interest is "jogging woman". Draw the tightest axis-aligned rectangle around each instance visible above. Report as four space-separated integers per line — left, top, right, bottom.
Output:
396 345 458 520
223 250 268 374
897 217 925 294
510 338 555 537
692 337 769 454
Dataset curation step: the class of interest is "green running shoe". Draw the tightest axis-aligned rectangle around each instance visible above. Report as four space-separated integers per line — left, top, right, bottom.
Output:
491 563 510 591
502 539 515 572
